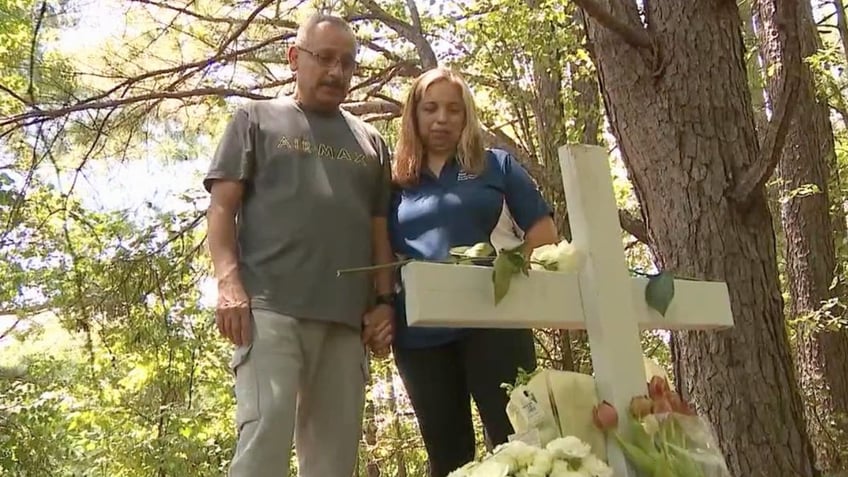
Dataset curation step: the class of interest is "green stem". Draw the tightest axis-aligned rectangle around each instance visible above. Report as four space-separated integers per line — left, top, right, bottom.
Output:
336 259 415 276
336 256 498 276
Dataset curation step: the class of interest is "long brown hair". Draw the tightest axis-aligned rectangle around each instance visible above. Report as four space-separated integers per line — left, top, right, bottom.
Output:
393 67 485 188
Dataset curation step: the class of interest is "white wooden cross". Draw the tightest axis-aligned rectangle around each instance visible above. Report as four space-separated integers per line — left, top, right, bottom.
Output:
400 144 735 477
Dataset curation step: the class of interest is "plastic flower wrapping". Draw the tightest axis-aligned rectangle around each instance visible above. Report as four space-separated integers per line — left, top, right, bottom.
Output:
504 359 732 477
447 436 612 477
592 376 732 477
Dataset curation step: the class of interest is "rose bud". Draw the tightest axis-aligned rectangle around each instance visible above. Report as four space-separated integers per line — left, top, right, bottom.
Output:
592 401 619 431
647 376 671 400
652 397 673 414
678 397 697 416
630 396 654 418
668 392 688 414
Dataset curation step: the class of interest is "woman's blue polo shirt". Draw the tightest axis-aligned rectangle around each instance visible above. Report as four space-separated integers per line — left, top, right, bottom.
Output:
388 148 553 349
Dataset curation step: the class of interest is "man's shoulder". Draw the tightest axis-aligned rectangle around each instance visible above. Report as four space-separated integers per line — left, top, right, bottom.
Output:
240 96 300 115
340 108 386 143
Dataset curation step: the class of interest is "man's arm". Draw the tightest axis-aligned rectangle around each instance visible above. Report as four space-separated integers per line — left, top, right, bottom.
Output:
362 137 396 353
361 216 395 354
208 180 251 346
371 216 395 296
208 181 243 283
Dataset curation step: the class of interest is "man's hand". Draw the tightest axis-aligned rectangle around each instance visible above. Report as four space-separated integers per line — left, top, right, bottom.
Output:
362 304 394 357
216 278 251 346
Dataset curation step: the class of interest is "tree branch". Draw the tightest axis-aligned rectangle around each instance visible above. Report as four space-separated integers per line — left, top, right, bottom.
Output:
572 0 651 48
77 30 294 111
131 0 298 28
340 99 400 116
731 74 799 203
730 0 802 205
617 209 649 244
215 0 276 56
1 80 291 129
405 0 424 32
359 0 439 69
0 83 31 106
362 111 400 122
0 318 22 341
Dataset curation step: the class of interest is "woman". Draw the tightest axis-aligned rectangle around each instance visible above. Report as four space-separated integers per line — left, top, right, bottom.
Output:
388 67 559 477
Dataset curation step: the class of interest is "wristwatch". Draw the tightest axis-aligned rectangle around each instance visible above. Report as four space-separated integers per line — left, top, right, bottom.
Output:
375 293 395 307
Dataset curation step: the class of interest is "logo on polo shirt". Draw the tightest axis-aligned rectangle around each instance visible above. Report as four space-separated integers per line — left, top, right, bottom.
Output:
457 171 478 181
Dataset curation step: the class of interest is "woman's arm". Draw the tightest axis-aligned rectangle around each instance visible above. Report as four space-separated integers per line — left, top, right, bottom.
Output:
523 215 559 255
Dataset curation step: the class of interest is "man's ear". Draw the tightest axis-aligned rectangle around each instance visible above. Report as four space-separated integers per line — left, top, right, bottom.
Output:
287 45 298 71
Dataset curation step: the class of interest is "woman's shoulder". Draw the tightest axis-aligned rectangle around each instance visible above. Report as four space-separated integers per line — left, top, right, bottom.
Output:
482 147 517 175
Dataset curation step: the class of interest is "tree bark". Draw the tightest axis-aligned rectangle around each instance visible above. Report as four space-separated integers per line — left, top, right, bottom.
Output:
565 6 604 375
581 1 818 475
834 0 848 67
756 0 848 472
573 8 603 147
524 0 579 372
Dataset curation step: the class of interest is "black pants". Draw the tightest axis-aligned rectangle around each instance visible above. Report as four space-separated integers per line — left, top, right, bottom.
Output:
393 329 536 477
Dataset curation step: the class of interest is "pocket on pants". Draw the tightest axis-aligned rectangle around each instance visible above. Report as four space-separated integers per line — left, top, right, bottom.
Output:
230 344 260 430
360 345 371 383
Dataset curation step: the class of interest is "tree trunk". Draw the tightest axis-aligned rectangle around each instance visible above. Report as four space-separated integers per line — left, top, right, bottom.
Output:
524 0 578 372
565 7 603 374
756 0 848 471
834 0 848 67
581 1 818 475
571 5 603 147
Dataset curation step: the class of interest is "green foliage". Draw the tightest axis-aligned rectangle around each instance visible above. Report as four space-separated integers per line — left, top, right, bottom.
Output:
645 272 676 318
492 243 529 305
500 366 543 396
0 0 684 474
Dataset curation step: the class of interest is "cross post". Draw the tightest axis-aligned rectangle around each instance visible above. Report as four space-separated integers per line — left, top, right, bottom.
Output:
400 145 734 477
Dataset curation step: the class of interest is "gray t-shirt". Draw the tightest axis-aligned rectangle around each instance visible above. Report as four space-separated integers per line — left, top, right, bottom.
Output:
204 97 391 329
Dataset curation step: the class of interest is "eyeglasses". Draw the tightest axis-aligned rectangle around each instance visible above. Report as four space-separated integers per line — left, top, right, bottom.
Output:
296 46 357 72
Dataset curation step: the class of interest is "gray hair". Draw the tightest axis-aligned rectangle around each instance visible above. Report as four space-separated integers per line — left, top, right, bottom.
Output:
295 13 358 49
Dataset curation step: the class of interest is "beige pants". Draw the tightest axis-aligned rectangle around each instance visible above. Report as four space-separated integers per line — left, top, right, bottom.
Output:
227 309 368 477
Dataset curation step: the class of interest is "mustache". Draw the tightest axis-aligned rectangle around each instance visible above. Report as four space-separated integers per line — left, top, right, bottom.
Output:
319 80 345 89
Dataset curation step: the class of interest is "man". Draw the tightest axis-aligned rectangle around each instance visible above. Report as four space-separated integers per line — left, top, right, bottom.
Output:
203 14 395 477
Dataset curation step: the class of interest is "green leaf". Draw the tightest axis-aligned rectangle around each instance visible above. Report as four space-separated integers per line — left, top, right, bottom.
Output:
492 253 516 305
505 249 529 276
628 418 657 454
654 460 676 477
613 432 659 475
645 271 675 316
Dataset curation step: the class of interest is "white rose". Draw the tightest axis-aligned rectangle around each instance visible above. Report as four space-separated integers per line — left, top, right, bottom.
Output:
546 436 592 460
527 448 553 474
530 240 584 272
493 440 537 469
469 459 511 477
448 461 478 477
549 460 586 477
553 240 584 272
579 455 613 477
530 243 560 271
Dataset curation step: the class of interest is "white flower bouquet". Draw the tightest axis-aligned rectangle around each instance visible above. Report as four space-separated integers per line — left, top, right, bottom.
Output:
447 436 613 477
